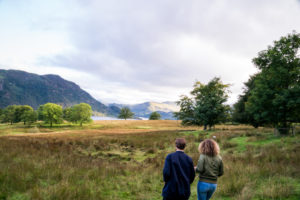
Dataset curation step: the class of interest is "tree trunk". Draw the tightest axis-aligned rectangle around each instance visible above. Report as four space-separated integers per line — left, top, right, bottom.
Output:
278 122 289 135
203 124 207 130
50 121 52 127
80 122 82 126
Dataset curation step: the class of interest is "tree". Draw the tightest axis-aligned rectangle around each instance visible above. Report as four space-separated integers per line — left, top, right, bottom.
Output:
232 75 261 127
37 105 44 121
174 77 230 130
63 107 72 121
21 109 37 126
1 105 17 125
0 108 3 123
41 103 63 127
13 105 23 123
118 107 134 120
1 105 37 125
173 96 195 125
19 105 35 125
69 103 92 126
149 112 161 120
245 32 300 133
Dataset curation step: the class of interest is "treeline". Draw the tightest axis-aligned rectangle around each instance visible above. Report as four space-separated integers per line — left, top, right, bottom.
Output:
0 103 92 127
232 32 300 133
175 32 300 134
118 107 162 120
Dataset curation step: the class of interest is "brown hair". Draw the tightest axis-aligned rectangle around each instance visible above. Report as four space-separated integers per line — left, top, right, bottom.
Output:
175 138 186 150
198 139 220 156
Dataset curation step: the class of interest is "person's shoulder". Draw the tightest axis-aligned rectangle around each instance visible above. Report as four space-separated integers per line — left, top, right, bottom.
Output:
200 154 206 159
217 155 223 162
166 152 176 159
211 155 223 163
216 155 222 160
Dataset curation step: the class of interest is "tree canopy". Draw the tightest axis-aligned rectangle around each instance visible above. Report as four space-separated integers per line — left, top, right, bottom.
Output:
242 32 300 132
20 105 37 125
149 111 161 120
41 103 63 127
63 107 72 121
1 105 17 125
0 103 93 127
69 103 93 126
232 75 260 127
174 77 230 130
118 107 134 120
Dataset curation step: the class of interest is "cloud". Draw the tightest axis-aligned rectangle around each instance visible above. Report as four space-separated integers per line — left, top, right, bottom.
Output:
1 0 300 104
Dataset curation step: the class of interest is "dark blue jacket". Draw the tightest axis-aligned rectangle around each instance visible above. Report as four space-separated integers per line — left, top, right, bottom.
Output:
162 151 195 200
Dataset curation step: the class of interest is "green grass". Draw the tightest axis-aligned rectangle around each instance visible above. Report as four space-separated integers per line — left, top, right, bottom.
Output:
228 133 288 153
0 122 299 199
133 126 152 129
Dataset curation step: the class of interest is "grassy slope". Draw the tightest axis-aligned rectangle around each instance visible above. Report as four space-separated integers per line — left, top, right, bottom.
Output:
0 121 299 200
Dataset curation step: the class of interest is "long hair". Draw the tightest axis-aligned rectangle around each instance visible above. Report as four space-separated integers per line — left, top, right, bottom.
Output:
198 139 220 156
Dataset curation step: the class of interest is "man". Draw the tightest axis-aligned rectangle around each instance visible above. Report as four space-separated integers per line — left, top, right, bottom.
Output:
162 138 195 200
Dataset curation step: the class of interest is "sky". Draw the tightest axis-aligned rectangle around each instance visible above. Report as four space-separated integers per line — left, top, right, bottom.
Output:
0 0 299 104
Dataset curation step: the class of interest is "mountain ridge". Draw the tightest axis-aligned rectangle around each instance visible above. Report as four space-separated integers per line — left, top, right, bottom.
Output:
0 69 120 116
110 101 179 119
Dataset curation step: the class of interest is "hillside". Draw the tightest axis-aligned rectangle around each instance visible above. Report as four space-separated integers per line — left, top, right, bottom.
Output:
111 101 179 119
0 69 119 115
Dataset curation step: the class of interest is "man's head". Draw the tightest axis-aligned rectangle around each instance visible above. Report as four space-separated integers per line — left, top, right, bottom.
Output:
175 138 186 150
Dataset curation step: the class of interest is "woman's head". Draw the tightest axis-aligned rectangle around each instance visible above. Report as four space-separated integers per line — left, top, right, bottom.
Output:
198 139 220 156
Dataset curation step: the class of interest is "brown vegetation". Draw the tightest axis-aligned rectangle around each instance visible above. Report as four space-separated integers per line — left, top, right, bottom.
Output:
0 121 299 199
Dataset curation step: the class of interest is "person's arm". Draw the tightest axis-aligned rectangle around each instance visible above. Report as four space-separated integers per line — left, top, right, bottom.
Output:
163 155 171 182
218 159 224 177
195 154 205 174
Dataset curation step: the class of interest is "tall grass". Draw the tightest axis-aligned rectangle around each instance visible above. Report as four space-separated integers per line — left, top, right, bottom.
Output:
0 121 299 199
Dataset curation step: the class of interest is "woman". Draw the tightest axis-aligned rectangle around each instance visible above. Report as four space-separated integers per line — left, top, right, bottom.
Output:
195 139 224 200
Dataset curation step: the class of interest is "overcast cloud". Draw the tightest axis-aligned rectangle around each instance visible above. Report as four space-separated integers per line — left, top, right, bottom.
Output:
0 0 299 104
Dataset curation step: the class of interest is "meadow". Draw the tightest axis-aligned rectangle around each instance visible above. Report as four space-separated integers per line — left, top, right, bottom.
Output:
0 120 299 200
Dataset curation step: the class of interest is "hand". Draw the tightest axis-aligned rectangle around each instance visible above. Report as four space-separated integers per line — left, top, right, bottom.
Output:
194 166 197 170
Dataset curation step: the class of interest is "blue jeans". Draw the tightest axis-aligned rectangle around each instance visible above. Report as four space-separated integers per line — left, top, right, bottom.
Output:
197 181 217 200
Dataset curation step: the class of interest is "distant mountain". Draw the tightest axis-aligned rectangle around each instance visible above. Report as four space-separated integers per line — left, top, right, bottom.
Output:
110 101 179 119
0 69 120 116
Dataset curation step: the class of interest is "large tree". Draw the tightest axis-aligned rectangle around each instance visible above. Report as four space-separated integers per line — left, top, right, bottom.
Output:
21 108 37 125
20 105 37 125
69 103 93 126
245 32 300 132
118 107 134 120
41 103 63 127
175 77 230 130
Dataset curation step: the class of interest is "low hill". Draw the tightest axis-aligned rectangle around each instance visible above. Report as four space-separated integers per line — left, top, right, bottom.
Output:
110 101 179 119
0 69 119 116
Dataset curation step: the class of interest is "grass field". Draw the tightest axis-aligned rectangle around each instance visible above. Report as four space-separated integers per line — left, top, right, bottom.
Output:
0 120 299 200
